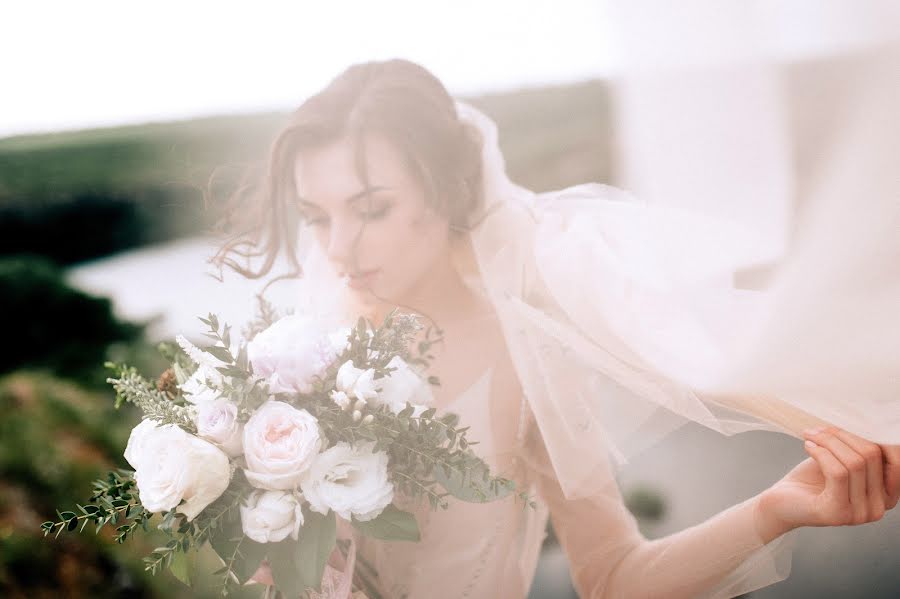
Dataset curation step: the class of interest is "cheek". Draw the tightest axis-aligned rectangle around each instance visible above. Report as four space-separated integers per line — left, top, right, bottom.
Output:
378 213 449 285
373 209 436 256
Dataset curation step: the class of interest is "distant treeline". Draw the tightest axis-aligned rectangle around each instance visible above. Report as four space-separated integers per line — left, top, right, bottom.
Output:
0 79 612 266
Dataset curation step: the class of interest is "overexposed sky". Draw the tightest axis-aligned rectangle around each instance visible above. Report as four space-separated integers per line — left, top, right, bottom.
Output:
3 1 895 139
0 0 613 137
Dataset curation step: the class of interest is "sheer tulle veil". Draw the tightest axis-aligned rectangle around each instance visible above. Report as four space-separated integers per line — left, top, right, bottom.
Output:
288 14 899 502
451 84 899 501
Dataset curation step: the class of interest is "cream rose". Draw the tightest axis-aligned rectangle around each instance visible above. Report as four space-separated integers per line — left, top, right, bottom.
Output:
123 420 231 521
195 398 244 457
247 315 344 394
240 490 304 543
242 401 322 490
300 441 393 522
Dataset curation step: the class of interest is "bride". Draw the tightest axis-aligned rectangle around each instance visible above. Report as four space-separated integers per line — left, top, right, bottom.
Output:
212 58 899 598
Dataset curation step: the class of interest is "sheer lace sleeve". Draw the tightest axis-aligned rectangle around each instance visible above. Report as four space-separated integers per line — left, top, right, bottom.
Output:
527 431 798 599
526 427 797 599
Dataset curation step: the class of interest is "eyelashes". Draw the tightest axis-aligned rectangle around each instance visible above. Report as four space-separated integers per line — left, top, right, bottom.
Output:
303 205 392 228
361 206 390 222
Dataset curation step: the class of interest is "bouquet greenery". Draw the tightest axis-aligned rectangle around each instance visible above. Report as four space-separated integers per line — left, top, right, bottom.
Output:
42 299 526 597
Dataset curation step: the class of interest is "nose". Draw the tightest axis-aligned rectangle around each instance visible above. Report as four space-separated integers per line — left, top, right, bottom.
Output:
322 219 363 272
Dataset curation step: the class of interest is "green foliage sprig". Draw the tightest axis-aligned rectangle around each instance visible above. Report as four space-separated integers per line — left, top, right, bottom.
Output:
104 363 197 431
41 468 151 542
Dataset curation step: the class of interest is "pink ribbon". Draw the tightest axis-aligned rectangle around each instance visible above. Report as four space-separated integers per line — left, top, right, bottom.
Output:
308 517 358 599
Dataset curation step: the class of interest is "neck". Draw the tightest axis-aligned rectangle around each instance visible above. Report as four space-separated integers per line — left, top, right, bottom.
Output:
372 251 480 327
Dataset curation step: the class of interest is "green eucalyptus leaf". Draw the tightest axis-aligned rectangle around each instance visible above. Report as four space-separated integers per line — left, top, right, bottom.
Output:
351 504 420 542
168 549 192 587
236 345 249 371
205 346 232 363
207 518 268 584
434 464 515 503
268 509 336 595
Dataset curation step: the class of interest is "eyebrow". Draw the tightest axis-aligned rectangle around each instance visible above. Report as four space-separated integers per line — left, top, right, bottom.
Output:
297 185 391 208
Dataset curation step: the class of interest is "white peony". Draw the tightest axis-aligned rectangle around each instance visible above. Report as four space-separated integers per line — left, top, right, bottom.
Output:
195 398 244 456
300 441 393 522
247 314 345 394
240 490 304 543
123 420 231 521
374 356 433 415
242 401 322 490
335 361 379 401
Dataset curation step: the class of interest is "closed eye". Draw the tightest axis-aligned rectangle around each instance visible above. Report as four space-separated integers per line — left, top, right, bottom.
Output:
299 209 330 227
359 205 391 222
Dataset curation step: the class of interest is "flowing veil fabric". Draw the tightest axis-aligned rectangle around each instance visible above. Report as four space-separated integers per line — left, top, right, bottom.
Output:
450 2 900 503
449 21 900 582
453 101 806 599
605 0 900 447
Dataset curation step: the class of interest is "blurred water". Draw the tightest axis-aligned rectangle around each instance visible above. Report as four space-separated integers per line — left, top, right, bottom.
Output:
66 236 304 342
69 239 900 598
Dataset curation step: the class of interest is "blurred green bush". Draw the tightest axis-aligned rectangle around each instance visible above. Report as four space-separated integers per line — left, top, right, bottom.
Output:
0 256 144 385
0 190 207 266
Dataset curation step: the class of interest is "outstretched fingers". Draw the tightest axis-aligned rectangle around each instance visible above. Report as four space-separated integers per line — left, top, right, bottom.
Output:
802 426 889 525
832 428 887 521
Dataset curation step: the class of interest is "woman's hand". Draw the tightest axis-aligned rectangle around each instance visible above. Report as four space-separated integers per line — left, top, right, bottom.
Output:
755 426 900 542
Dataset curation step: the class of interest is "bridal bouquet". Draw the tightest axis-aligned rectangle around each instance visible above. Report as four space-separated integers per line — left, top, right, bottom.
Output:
42 300 522 597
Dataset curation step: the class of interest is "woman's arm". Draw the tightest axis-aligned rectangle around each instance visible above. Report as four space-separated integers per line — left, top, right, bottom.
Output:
535 445 791 599
534 424 899 599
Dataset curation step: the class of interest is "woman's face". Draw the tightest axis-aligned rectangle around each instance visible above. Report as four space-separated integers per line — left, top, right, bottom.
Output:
293 134 453 306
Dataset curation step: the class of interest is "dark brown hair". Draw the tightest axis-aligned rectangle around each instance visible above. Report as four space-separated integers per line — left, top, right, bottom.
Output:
209 58 485 288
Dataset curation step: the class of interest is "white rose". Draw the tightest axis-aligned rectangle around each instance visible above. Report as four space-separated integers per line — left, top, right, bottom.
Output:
240 490 304 543
248 314 342 394
196 398 244 457
300 441 393 522
374 356 433 414
243 401 322 490
123 421 231 521
123 418 159 469
335 361 378 401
